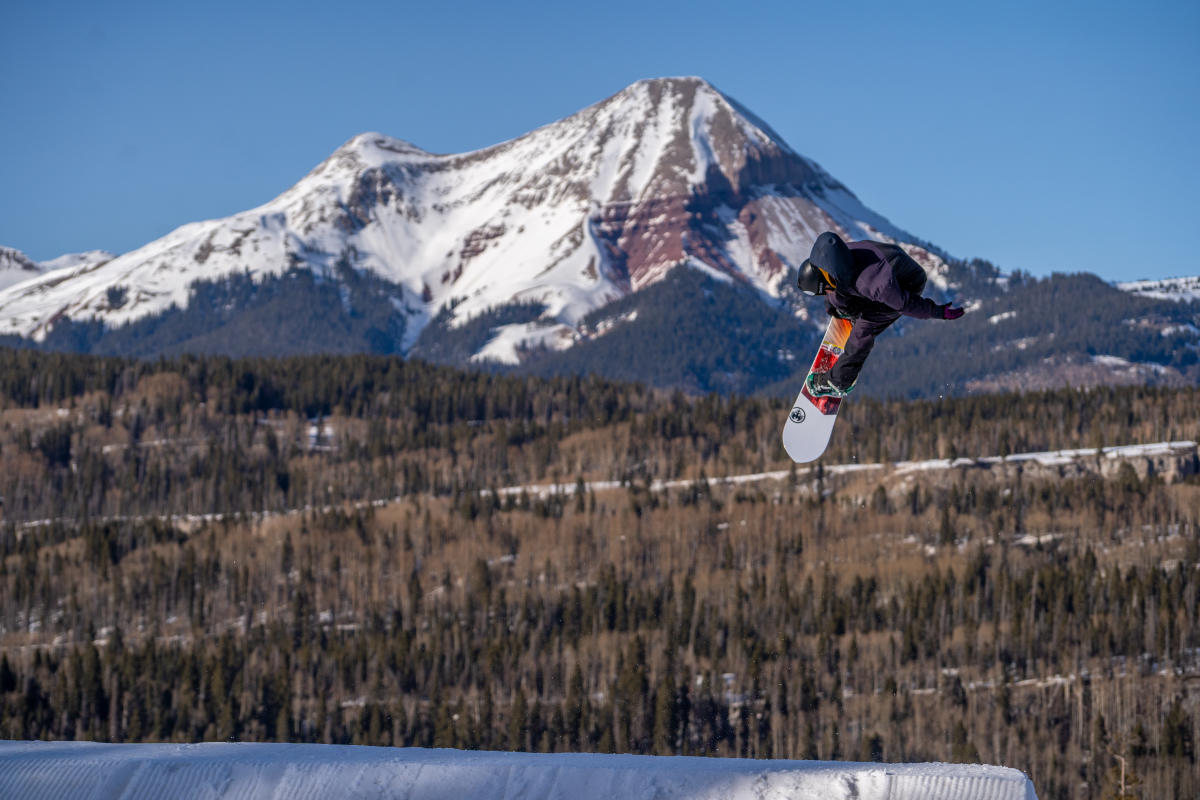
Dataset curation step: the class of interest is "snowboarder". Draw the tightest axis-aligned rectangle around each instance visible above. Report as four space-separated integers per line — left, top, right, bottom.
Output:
796 231 965 397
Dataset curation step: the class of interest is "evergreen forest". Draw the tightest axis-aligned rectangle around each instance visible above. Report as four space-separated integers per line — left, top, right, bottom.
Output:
1 347 1198 800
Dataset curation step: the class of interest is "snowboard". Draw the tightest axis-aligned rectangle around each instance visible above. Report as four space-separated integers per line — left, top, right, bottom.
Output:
782 315 854 463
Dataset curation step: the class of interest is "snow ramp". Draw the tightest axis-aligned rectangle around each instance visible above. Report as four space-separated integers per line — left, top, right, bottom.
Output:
0 741 1038 799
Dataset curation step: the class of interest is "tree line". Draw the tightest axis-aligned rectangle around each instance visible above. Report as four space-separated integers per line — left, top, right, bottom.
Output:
2 346 1198 524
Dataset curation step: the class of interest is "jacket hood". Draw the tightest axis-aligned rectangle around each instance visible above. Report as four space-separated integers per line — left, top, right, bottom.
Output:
808 232 854 288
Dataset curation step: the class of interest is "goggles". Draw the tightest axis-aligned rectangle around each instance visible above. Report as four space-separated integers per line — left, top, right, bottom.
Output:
800 263 838 296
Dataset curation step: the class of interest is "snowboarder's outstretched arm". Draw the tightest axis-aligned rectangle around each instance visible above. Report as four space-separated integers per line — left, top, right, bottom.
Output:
857 269 964 319
892 290 943 319
893 292 966 319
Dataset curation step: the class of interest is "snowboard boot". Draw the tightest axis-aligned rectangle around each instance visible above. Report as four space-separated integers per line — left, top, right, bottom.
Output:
806 371 856 399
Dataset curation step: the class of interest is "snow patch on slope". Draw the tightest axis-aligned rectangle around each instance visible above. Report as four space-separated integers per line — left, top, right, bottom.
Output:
0 741 1039 800
1118 275 1200 302
1091 354 1169 374
470 321 576 365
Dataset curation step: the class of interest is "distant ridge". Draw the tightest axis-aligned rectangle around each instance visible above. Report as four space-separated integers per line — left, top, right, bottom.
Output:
1117 275 1200 302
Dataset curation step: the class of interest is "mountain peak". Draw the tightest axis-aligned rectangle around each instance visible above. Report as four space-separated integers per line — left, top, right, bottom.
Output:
341 132 430 158
611 76 791 145
618 75 713 99
0 245 38 271
305 133 432 183
0 246 43 292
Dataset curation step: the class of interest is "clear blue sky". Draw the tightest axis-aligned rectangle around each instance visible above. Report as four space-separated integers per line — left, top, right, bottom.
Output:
2 0 1197 282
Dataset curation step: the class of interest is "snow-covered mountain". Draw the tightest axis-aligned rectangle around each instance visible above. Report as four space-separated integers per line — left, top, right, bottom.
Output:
0 246 43 292
0 77 947 362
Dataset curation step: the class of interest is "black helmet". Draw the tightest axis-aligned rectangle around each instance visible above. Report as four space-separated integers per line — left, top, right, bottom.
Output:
797 259 833 296
797 232 852 295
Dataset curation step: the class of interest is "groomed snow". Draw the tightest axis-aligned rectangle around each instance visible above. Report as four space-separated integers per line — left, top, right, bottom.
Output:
0 741 1038 800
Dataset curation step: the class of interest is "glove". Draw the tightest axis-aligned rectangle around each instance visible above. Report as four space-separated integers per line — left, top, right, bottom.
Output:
940 303 965 320
826 300 857 321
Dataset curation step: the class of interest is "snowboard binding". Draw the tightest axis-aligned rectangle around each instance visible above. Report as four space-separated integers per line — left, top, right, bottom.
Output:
805 371 855 399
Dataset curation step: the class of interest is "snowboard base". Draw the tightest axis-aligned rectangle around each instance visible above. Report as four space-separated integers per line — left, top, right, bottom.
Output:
782 316 854 463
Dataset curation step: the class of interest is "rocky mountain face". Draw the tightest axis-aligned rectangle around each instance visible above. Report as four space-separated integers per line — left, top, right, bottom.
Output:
0 77 945 362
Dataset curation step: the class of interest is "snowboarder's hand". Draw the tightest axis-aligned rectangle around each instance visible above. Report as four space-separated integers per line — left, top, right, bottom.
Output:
826 300 856 320
940 303 965 320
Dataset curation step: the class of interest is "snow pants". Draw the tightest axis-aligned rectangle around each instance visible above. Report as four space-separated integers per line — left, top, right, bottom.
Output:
829 271 927 389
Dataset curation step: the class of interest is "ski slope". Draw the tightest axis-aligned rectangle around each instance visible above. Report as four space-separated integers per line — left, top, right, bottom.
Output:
0 741 1038 800
492 440 1198 499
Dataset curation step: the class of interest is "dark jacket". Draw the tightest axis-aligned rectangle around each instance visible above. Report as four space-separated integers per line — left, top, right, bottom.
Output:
826 241 940 320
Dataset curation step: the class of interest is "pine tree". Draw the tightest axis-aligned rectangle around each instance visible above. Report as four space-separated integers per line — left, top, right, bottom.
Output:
652 673 678 754
508 687 528 752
